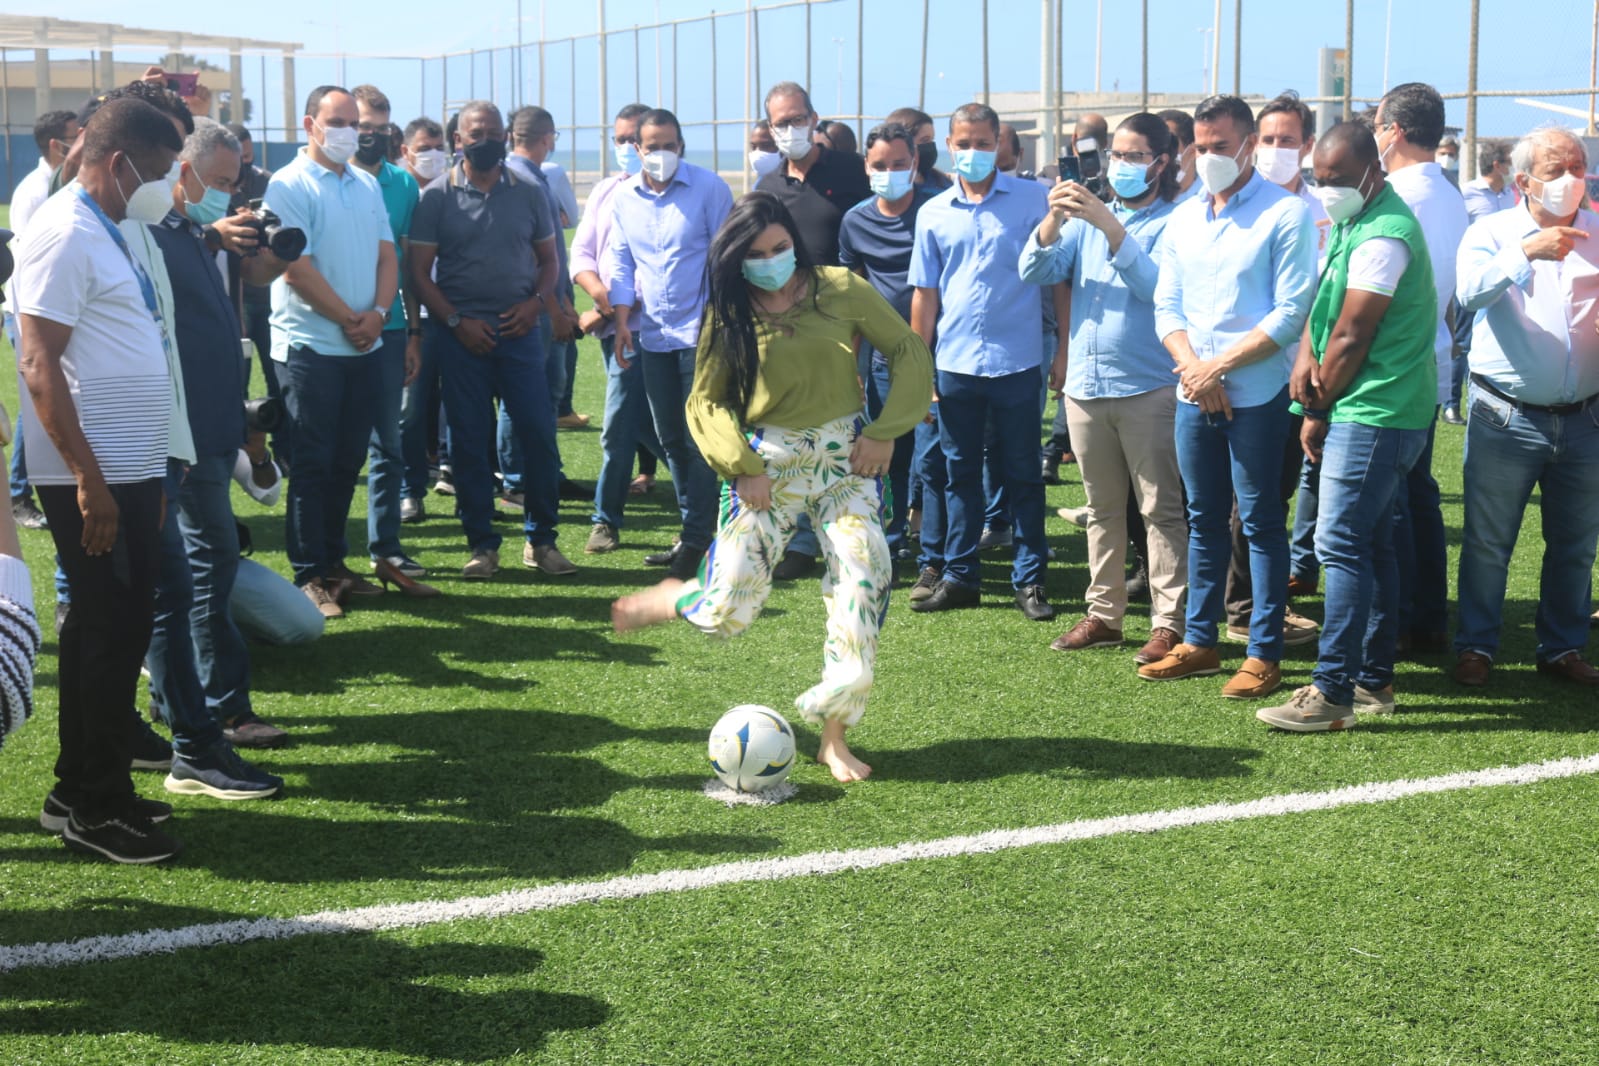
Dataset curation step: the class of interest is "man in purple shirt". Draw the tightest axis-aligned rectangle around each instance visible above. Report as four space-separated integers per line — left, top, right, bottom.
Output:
608 108 734 581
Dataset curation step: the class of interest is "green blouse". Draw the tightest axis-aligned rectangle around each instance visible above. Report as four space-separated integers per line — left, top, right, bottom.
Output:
686 266 935 480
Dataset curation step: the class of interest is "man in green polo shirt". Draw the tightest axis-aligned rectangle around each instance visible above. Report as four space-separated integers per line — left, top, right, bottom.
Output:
1257 122 1437 732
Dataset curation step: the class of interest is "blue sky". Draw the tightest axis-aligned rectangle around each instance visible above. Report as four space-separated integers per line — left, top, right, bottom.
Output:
16 0 1596 155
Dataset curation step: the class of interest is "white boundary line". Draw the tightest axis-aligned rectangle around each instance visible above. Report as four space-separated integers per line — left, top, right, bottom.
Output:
5 753 1598 973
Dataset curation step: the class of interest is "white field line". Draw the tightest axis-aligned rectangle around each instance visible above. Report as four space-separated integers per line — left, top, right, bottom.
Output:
5 752 1598 973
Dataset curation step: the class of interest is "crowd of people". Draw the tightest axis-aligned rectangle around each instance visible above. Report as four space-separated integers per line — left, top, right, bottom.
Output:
0 64 1593 863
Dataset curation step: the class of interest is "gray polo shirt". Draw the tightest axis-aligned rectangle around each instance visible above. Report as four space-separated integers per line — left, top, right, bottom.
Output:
411 162 554 319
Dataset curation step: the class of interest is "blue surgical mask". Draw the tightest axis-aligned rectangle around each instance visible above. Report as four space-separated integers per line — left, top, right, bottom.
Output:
742 247 797 292
183 173 232 226
615 142 643 175
869 169 915 201
952 149 997 183
1107 159 1155 201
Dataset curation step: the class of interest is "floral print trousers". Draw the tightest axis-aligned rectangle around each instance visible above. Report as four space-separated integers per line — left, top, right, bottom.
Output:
675 415 893 726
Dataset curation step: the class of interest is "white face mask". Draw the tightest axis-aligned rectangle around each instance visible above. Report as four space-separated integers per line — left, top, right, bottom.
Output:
1196 140 1249 196
1315 168 1373 225
1254 145 1303 186
1438 155 1459 172
772 123 814 161
1533 172 1584 216
411 148 448 182
119 155 177 225
314 121 358 165
749 149 782 179
641 149 680 183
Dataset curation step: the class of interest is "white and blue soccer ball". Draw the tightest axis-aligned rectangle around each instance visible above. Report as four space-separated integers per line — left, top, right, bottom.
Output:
708 705 796 792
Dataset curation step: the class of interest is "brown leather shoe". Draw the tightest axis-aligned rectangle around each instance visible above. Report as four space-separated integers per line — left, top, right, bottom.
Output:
1137 643 1222 681
1286 574 1318 598
1536 653 1599 686
1453 650 1492 686
373 557 442 598
1050 615 1123 651
329 563 384 598
302 579 343 619
1134 626 1180 665
1222 657 1282 699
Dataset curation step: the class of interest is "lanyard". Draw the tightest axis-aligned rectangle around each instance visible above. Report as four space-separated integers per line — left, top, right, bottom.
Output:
73 184 173 357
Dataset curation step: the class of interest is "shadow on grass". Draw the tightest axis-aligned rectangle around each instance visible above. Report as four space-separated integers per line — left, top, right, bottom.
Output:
870 736 1259 783
0 936 609 1062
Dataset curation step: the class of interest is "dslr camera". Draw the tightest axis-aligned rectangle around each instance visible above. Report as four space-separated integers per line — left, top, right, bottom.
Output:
244 396 284 434
241 199 307 262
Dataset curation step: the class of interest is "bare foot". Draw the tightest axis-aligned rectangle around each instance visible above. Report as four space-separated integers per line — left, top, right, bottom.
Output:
611 579 686 632
816 719 872 783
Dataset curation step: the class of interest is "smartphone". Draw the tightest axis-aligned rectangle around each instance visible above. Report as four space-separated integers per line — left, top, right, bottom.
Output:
166 73 199 96
1057 155 1081 184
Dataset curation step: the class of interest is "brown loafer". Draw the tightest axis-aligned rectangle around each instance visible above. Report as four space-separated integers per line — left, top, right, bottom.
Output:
1536 653 1599 686
1050 615 1123 652
1134 626 1180 666
1137 642 1222 681
1222 657 1282 699
1453 650 1492 686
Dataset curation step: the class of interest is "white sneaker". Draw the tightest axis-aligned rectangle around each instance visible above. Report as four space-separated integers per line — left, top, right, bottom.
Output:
1256 685 1356 732
1353 685 1396 714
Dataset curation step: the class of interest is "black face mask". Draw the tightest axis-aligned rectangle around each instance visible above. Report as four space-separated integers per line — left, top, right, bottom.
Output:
462 138 507 171
355 131 389 166
916 141 938 177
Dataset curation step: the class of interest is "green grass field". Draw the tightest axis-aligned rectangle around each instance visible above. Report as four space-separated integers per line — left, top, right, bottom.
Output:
0 218 1597 1062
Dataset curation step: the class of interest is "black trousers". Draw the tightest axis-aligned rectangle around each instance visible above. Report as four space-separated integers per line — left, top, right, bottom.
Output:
38 478 163 821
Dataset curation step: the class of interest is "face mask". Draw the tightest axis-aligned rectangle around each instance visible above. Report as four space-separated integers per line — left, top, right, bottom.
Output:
749 149 782 179
742 246 797 291
1315 167 1373 225
1533 172 1583 216
615 142 643 174
462 138 506 171
1254 146 1303 186
355 131 389 166
772 123 813 161
952 149 997 183
411 148 448 182
182 169 232 226
1107 158 1156 200
118 154 176 225
1195 141 1248 196
916 141 939 177
314 121 358 165
641 149 680 183
869 168 915 201
1438 155 1459 172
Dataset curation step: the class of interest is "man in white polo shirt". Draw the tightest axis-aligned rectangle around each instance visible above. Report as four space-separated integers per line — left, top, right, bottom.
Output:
14 98 183 864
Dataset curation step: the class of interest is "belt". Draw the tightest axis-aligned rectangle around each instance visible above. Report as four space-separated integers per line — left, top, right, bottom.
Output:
1471 373 1599 416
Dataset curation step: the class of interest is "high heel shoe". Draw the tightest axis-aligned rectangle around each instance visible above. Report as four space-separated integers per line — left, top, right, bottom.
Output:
373 557 442 598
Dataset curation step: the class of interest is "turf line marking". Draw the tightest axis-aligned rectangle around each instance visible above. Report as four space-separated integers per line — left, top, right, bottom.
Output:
5 752 1597 973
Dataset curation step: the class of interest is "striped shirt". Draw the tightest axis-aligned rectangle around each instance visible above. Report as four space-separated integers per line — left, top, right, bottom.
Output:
0 556 40 746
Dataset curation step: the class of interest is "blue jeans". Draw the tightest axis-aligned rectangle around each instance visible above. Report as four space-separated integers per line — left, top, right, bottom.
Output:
148 461 225 757
436 320 560 552
1311 422 1427 706
868 357 916 559
591 335 664 529
496 315 556 496
1175 390 1291 660
937 368 1047 589
914 412 947 571
1393 413 1449 637
232 557 325 645
556 337 581 416
640 345 718 552
178 452 254 726
401 324 444 501
1455 383 1599 660
984 339 1054 532
367 330 409 560
1289 456 1321 583
283 344 382 585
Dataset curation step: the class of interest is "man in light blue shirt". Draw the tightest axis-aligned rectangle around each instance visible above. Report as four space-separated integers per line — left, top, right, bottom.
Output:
1020 110 1188 669
264 85 398 613
1447 138 1518 424
1142 94 1315 698
908 102 1057 621
1452 126 1599 688
609 108 734 580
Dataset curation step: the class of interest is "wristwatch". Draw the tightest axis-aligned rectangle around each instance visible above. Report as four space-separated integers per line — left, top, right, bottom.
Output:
446 313 462 329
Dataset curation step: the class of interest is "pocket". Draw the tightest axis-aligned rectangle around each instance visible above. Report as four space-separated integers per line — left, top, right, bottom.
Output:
1467 384 1513 430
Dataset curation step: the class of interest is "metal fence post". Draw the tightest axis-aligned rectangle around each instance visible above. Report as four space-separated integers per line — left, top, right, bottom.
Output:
1465 0 1479 181
711 10 721 175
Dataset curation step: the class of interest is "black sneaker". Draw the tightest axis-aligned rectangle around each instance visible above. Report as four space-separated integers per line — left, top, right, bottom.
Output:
63 810 182 864
1014 584 1056 621
773 551 818 581
40 790 172 834
644 543 682 567
667 546 705 582
54 602 69 632
559 477 593 501
223 712 290 749
129 721 174 771
910 581 981 613
11 496 47 530
165 743 283 800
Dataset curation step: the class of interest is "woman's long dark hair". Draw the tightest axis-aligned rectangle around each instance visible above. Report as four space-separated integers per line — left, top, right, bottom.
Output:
704 191 817 416
1116 111 1181 203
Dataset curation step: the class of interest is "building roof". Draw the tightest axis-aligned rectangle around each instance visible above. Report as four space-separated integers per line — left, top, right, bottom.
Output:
0 15 298 53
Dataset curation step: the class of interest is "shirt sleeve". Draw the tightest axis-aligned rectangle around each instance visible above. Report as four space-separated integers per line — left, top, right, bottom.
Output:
409 186 442 246
526 182 556 244
1259 197 1317 349
263 170 316 257
685 312 766 480
608 202 638 310
1153 212 1187 342
14 210 90 327
1017 221 1081 285
1345 236 1411 296
907 207 942 289
1109 215 1165 303
0 554 39 743
1457 215 1534 313
850 274 934 441
837 212 861 269
569 182 605 277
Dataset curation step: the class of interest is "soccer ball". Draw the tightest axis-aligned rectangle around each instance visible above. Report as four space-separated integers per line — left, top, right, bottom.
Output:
708 705 796 792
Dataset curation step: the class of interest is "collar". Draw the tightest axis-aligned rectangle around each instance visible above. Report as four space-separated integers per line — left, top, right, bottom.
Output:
953 171 1009 205
299 147 353 181
448 162 515 191
159 209 199 234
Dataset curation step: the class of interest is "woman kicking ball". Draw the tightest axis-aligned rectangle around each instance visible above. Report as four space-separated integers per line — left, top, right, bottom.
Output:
612 193 933 783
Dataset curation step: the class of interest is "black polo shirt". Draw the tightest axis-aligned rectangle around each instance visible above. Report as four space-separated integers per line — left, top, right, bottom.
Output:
150 213 247 458
756 146 871 266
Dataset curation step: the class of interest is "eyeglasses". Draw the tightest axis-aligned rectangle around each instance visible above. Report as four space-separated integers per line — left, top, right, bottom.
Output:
1106 150 1154 163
